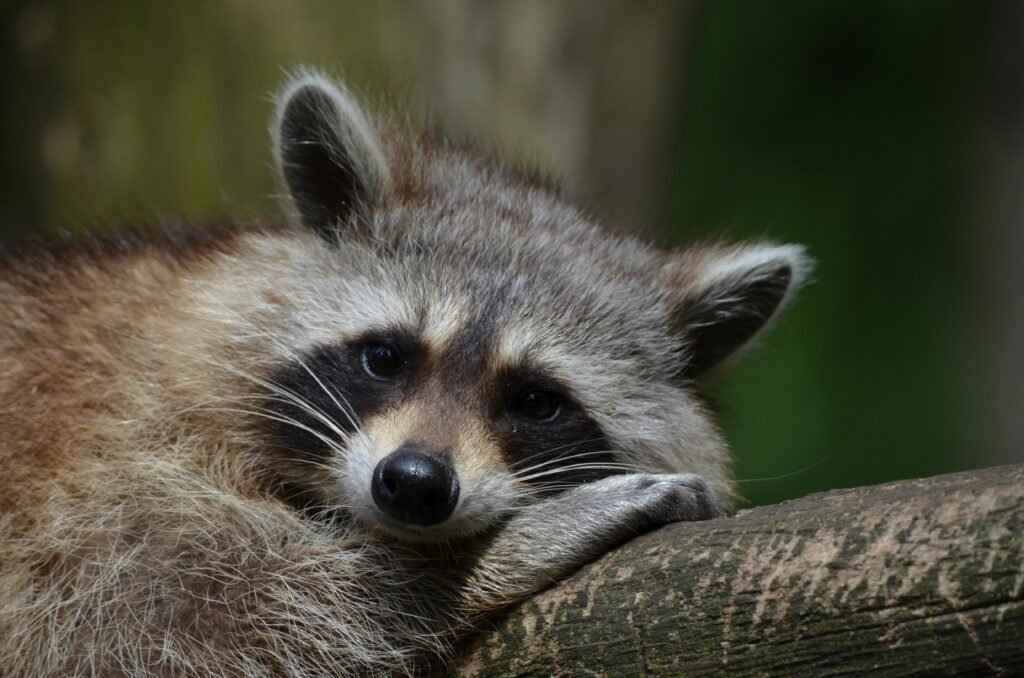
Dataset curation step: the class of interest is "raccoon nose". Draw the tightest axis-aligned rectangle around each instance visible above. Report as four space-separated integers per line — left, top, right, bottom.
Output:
371 449 460 526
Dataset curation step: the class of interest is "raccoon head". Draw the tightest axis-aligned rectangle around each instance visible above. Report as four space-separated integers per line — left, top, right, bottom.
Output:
260 72 809 543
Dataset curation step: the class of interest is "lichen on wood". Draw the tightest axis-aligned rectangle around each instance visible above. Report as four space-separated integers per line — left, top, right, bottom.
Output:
454 465 1024 676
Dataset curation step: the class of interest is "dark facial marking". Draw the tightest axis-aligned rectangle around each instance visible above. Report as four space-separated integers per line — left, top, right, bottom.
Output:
493 368 619 489
416 310 621 490
263 312 619 508
264 329 421 463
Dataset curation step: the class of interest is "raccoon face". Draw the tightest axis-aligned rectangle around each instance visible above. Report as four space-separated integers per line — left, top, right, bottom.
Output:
260 72 809 543
264 319 619 542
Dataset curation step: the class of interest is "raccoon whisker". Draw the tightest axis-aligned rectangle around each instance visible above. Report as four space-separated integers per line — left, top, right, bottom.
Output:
194 405 348 458
513 462 634 484
514 460 633 480
507 442 609 475
287 357 361 433
97 320 362 438
516 471 634 485
201 387 348 443
226 372 355 444
254 330 361 433
263 369 360 437
512 438 606 464
735 453 832 484
234 407 349 458
536 437 609 456
512 484 580 498
103 317 362 437
173 391 350 451
259 391 353 443
509 445 618 478
102 321 364 458
193 297 362 433
227 369 357 439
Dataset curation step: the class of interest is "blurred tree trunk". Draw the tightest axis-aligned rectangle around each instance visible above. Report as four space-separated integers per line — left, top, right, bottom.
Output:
973 1 1024 467
409 0 698 236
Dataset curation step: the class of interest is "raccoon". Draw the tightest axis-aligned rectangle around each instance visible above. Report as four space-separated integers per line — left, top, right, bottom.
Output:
0 72 808 676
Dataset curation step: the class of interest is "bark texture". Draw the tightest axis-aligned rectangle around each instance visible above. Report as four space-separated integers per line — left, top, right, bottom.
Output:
454 465 1024 676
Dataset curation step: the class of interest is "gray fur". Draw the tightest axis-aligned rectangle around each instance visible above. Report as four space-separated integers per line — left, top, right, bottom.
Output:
0 72 808 676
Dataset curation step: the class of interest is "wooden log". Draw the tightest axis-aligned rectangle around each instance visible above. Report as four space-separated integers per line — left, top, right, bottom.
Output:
454 465 1024 676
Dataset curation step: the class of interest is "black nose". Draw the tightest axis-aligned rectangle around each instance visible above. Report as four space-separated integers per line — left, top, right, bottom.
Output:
371 449 459 526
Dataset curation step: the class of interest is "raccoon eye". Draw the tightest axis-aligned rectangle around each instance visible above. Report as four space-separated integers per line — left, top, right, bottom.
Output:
512 390 563 422
362 344 405 379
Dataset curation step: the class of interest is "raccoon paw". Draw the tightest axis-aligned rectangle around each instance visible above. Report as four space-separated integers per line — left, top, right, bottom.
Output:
587 472 726 528
471 473 726 594
631 472 726 524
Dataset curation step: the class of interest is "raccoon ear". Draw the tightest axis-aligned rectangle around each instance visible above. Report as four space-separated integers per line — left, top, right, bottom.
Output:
664 243 811 382
273 72 388 236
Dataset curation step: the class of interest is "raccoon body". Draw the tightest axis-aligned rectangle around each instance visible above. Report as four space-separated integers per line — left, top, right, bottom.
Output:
0 72 808 676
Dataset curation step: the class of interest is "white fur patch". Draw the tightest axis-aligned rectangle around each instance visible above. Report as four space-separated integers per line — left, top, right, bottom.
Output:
694 242 812 323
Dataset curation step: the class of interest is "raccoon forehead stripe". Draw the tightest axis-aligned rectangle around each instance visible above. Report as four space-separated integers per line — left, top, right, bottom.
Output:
494 325 547 367
420 295 472 350
492 324 596 385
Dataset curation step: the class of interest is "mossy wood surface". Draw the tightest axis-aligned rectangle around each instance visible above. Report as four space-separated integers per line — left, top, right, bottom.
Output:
455 465 1024 676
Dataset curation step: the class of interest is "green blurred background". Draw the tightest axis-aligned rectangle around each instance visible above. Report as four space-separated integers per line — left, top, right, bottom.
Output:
2 1 1020 506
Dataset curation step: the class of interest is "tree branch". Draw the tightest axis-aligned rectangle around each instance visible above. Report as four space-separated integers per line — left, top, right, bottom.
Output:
454 465 1024 675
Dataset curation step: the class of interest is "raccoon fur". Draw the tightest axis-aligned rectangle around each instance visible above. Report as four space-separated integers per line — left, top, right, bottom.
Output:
0 71 809 676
